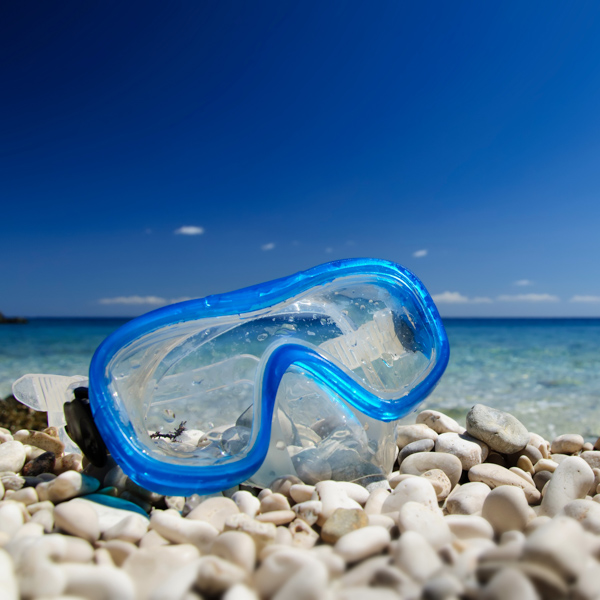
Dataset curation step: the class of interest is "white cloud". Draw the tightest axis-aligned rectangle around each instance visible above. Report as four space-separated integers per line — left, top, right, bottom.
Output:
514 279 533 286
570 295 600 303
413 249 428 258
99 296 192 306
261 242 275 251
497 294 559 302
174 226 205 236
432 292 492 304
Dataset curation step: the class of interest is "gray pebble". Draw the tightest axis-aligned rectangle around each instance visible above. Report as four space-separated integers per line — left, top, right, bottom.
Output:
399 438 435 464
466 404 529 454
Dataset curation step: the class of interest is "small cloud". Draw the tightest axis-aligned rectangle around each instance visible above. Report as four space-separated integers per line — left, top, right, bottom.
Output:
514 279 533 286
570 295 600 303
497 294 559 302
432 292 492 304
325 247 333 253
99 296 192 306
261 242 275 251
413 249 428 258
174 226 205 236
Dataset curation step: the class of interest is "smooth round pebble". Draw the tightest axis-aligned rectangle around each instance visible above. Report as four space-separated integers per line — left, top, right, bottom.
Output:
416 409 466 434
435 432 489 470
334 525 390 562
321 508 368 544
445 481 491 515
211 530 256 572
54 499 100 542
381 476 439 514
481 566 540 600
466 404 529 454
396 501 452 549
400 451 462 488
398 438 435 463
482 485 530 535
421 469 452 501
186 497 239 531
468 463 540 503
551 434 584 455
445 514 494 540
395 424 438 449
0 441 26 473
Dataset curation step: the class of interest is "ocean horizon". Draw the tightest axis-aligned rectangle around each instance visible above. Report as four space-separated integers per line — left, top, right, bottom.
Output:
2 317 599 441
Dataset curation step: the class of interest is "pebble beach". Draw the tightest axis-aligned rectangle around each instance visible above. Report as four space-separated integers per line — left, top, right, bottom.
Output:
1 403 600 599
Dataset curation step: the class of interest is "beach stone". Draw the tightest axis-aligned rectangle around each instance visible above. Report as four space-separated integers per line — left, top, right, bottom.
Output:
367 513 395 530
122 544 200 600
321 508 368 544
533 470 553 492
392 529 442 582
139 529 170 549
435 432 489 470
288 518 319 548
397 501 452 549
395 424 438 449
398 438 435 463
551 434 584 455
149 559 203 600
54 453 84 475
269 475 303 498
482 485 530 535
255 509 295 525
231 490 261 518
509 466 535 487
275 525 292 545
468 463 540 503
13 430 65 455
364 488 391 515
260 492 290 513
534 458 559 474
195 555 247 595
223 513 277 552
100 539 138 566
30 508 54 532
211 530 256 572
400 451 462 488
445 514 494 539
580 451 600 470
54 499 100 542
520 444 543 465
22 451 55 477
417 409 465 434
36 471 100 503
315 481 362 525
445 481 491 515
0 502 24 536
522 516 588 581
150 509 218 551
481 567 540 600
539 456 594 517
0 442 26 473
292 500 322 525
573 562 600 600
223 583 260 600
164 495 185 511
272 560 328 600
289 484 315 504
334 481 370 505
0 548 18 599
381 476 439 514
466 404 529 454
1 473 24 491
334 525 390 562
422 468 452 501
255 547 321 597
187 496 239 531
517 455 535 475
103 513 149 543
422 573 464 600
558 499 600 534
9 486 38 505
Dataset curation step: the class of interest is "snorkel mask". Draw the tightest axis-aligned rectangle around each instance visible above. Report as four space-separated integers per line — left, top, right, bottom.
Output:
16 259 449 497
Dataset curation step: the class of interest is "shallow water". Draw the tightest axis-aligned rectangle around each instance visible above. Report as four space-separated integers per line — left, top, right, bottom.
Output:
1 317 599 440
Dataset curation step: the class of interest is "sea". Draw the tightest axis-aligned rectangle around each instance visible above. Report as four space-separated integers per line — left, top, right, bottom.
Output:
1 318 599 441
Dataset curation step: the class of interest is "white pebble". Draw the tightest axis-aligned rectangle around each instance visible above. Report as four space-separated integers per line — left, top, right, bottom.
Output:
272 559 328 600
334 526 391 562
0 442 26 474
435 432 488 470
0 549 18 600
195 555 248 595
36 471 100 503
559 499 600 534
392 529 442 582
102 513 149 543
396 501 452 549
223 583 260 600
314 481 362 525
364 488 391 515
254 547 319 598
150 510 218 551
482 485 530 535
292 500 322 526
396 424 438 449
149 559 202 600
211 530 256 572
231 490 260 518
482 567 540 600
381 476 439 514
260 493 290 513
417 409 466 434
255 509 295 525
551 434 584 455
0 502 24 537
445 514 494 539
54 499 100 542
59 563 135 599
186 496 239 532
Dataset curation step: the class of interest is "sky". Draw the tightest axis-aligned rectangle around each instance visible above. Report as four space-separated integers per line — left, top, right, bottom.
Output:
1 1 600 318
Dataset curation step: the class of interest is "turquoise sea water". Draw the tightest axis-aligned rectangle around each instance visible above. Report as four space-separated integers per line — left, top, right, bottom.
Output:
1 318 599 440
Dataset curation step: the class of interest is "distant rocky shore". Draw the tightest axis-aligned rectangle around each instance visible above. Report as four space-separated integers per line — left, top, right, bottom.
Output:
0 312 27 324
1 403 600 599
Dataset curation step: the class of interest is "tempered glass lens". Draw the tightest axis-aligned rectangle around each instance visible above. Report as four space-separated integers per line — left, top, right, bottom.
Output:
105 274 439 479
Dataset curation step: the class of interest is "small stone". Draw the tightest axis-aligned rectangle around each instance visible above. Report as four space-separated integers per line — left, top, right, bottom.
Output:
314 481 362 525
481 567 540 600
54 499 100 542
271 560 328 600
288 518 319 548
139 529 170 549
392 529 442 582
466 404 529 454
422 573 464 600
260 493 290 513
520 444 543 465
164 496 185 512
54 453 83 475
0 501 24 536
211 530 256 572
558 499 600 534
223 513 277 552
517 455 535 475
398 438 435 463
186 497 239 532
1 473 25 491
435 432 489 470
13 430 65 455
396 501 452 549
396 424 438 449
36 471 100 503
103 513 149 543
364 488 391 515
289 484 315 504
416 409 466 434
22 451 55 477
482 485 530 535
580 451 600 470
30 507 54 532
381 476 439 514
150 510 218 551
533 458 559 473
231 490 260 518
8 486 38 505
422 469 452 501
538 456 594 517
59 563 135 600
255 510 296 525
148 559 202 600
551 434 584 455
292 500 322 526
445 514 494 540
100 539 138 567
533 470 553 492
445 481 491 515
223 584 260 600
269 475 303 498
334 525 391 562
522 515 588 580
0 442 26 473
321 508 369 544
468 463 540 503
400 451 463 488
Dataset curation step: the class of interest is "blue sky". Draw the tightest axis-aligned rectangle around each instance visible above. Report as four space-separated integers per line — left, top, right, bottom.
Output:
1 1 600 317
